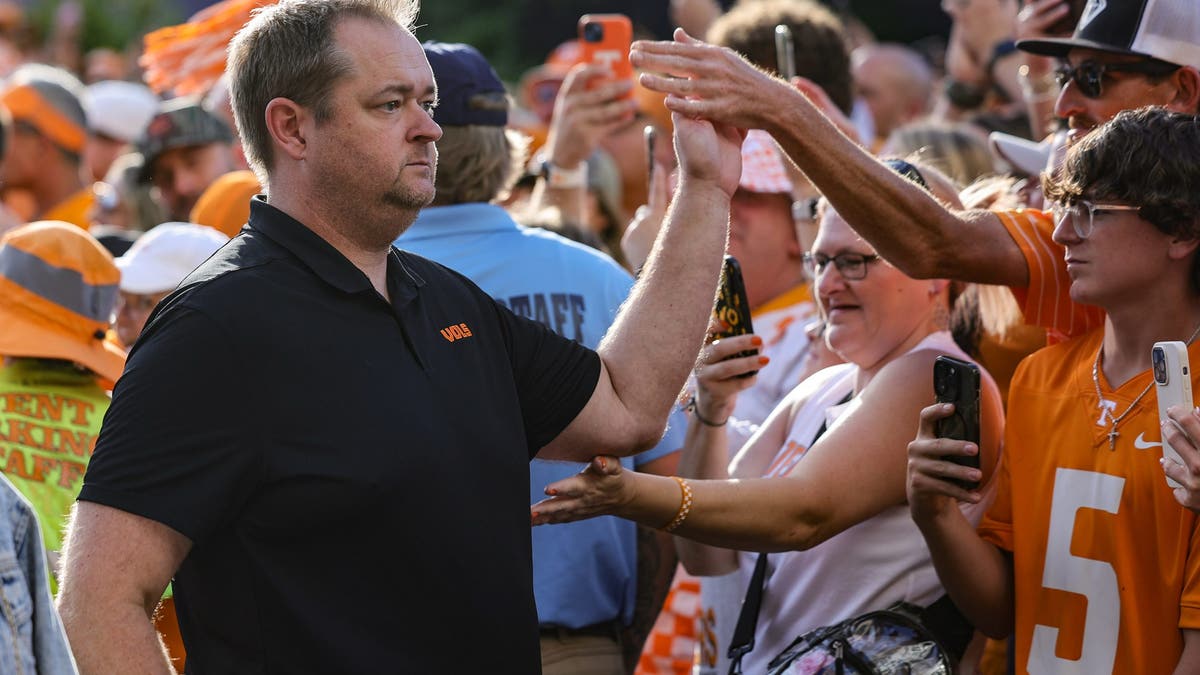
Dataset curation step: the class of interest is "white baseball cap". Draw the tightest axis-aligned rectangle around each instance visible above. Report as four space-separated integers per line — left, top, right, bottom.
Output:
989 132 1052 177
739 129 794 194
83 80 159 144
116 223 229 295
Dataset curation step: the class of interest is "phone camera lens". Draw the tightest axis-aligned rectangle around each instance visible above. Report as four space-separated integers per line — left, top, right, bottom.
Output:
1153 347 1168 385
583 22 604 42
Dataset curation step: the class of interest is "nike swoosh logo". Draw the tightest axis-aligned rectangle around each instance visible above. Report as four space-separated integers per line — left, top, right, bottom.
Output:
1133 432 1162 450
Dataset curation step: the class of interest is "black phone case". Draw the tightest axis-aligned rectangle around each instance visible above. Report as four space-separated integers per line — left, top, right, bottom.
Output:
933 356 981 490
711 256 758 377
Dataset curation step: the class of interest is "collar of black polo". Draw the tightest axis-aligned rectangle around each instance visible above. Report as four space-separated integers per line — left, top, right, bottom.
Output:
245 196 425 299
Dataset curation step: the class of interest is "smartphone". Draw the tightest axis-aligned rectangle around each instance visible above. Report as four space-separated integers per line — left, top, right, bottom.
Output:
644 124 656 186
1154 341 1193 489
579 14 634 99
774 24 796 81
934 356 982 490
710 256 758 378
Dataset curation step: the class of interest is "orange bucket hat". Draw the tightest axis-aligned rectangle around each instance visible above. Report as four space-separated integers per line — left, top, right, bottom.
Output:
189 170 261 238
0 221 126 381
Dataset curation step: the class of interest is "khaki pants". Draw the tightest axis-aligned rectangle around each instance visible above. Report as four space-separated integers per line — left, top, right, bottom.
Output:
540 631 625 675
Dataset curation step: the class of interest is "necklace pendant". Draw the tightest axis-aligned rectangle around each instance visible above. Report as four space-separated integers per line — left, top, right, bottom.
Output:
1107 429 1119 451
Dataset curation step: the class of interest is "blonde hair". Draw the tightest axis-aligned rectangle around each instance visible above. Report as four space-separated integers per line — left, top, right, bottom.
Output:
227 0 419 185
883 122 997 188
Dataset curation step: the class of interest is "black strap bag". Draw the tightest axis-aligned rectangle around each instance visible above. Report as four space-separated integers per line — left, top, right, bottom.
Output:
762 601 954 675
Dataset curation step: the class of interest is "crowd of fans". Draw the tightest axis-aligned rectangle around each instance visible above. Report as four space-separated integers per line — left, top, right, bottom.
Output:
0 0 1199 673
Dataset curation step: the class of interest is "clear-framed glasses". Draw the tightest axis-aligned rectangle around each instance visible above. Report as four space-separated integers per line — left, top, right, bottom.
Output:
1050 200 1142 239
1053 59 1180 99
803 252 881 280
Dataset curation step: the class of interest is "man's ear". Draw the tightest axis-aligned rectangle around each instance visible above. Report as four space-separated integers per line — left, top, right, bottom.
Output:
1170 67 1200 113
264 97 308 162
1168 234 1200 262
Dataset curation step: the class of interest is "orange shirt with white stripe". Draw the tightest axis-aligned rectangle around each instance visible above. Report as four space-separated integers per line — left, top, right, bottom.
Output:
995 209 1105 343
978 330 1200 674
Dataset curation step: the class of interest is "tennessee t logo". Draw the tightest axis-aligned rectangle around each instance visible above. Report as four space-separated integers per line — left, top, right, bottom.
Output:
440 323 474 342
1095 398 1116 426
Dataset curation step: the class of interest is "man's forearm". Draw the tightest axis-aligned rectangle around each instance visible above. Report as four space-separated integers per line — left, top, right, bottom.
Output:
61 600 175 675
596 180 729 439
756 85 1028 287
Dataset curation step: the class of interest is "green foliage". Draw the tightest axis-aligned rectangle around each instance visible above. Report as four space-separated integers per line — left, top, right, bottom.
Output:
416 5 527 82
29 0 183 54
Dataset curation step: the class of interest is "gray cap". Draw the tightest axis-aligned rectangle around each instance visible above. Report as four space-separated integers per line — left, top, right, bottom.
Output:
136 99 232 182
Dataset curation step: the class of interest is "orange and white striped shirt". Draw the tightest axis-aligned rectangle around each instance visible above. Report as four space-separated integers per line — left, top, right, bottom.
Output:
996 209 1105 343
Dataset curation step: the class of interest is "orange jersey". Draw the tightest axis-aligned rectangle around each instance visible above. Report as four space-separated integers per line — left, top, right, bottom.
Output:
42 187 94 230
996 209 1105 343
979 330 1200 674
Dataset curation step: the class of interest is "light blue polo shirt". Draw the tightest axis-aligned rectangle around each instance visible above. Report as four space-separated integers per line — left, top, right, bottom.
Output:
398 203 683 628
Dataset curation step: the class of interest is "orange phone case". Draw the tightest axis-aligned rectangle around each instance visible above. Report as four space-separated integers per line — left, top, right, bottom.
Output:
578 14 633 94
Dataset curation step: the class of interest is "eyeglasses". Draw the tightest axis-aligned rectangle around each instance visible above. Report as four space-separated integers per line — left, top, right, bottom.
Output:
1050 200 1142 239
1054 59 1181 99
803 252 881 280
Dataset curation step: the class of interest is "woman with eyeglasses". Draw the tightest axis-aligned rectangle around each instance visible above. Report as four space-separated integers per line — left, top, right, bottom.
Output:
532 160 1004 673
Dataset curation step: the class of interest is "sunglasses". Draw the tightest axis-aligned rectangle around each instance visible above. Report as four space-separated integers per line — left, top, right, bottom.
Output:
1054 59 1181 99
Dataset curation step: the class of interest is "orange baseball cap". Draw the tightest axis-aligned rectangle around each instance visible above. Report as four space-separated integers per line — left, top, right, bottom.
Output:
189 170 261 238
0 221 126 381
1 81 87 154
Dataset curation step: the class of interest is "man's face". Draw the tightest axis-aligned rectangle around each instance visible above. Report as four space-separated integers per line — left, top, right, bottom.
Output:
853 56 908 140
115 289 171 348
729 189 803 309
1050 199 1179 309
302 17 442 249
150 142 236 220
0 121 43 188
85 133 126 182
1055 48 1184 145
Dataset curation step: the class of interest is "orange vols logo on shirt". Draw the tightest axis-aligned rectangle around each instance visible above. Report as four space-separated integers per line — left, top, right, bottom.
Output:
440 323 473 342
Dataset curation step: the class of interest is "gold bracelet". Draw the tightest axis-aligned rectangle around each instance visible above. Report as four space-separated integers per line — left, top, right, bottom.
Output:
662 476 694 532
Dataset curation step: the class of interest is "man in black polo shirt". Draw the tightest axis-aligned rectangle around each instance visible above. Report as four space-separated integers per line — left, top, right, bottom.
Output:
55 1 743 673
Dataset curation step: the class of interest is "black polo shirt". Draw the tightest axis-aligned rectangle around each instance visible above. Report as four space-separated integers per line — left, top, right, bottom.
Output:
81 199 600 674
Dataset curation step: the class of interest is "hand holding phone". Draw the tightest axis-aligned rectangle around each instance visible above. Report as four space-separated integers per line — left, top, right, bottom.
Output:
933 356 982 491
579 14 633 99
710 256 758 378
1154 341 1194 489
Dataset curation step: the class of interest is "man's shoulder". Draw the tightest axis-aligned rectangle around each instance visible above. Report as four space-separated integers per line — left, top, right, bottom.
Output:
178 229 284 288
140 231 300 336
